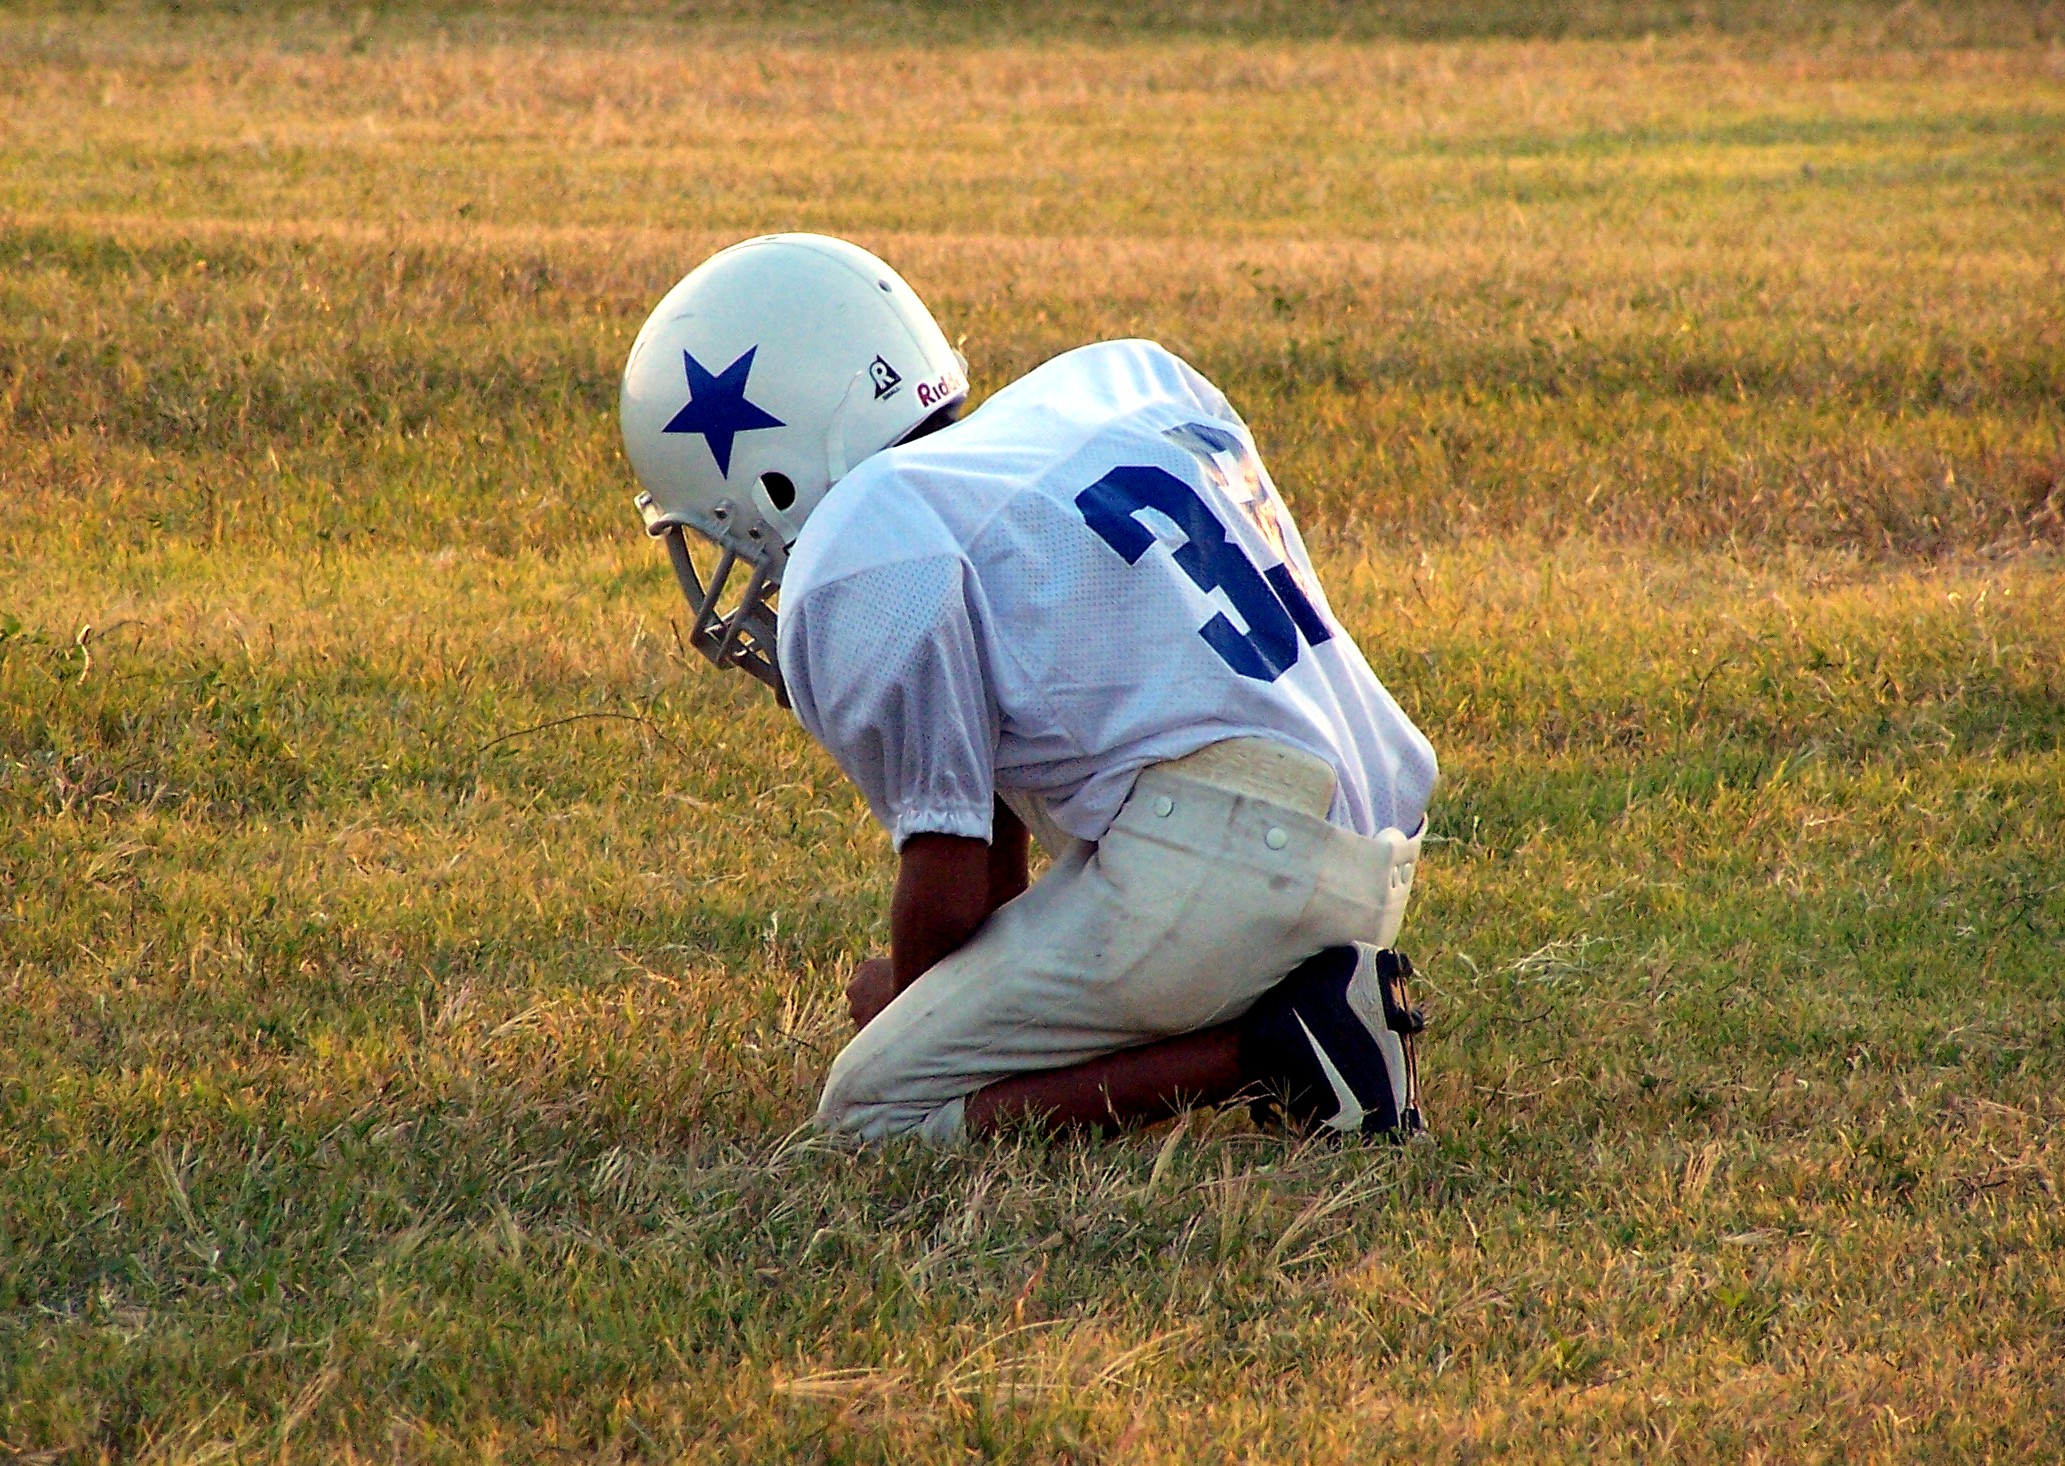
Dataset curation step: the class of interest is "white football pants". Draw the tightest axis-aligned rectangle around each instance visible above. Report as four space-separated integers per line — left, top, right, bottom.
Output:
814 738 1423 1143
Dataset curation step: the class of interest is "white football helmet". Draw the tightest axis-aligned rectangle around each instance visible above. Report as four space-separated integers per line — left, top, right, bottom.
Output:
620 233 968 700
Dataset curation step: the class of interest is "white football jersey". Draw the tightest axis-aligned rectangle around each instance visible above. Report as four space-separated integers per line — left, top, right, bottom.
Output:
777 340 1437 849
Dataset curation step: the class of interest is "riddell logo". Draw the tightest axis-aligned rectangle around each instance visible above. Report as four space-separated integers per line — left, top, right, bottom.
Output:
915 372 964 409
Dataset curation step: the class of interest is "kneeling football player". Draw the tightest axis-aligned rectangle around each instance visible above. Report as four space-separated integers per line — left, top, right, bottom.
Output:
620 234 1438 1144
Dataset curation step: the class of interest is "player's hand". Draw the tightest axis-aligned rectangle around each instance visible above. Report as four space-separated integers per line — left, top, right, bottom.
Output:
846 956 897 1031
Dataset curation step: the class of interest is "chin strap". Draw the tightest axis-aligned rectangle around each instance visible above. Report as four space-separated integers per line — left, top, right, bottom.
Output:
1374 948 1427 1135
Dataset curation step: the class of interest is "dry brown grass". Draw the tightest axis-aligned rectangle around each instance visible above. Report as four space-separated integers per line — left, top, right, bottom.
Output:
6 28 2060 552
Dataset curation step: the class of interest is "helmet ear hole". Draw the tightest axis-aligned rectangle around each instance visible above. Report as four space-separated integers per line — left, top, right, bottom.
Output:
760 471 797 511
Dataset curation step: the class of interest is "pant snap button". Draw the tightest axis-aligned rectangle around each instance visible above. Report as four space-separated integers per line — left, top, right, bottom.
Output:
1153 795 1175 817
1264 826 1288 850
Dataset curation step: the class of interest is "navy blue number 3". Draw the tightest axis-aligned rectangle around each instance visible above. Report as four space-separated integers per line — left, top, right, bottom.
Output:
1076 464 1331 681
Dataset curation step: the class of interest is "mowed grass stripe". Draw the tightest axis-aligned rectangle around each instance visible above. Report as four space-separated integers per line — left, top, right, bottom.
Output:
4 216 2059 553
5 40 2058 249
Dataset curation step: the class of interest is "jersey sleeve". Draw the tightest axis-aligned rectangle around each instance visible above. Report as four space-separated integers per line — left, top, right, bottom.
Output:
778 555 998 850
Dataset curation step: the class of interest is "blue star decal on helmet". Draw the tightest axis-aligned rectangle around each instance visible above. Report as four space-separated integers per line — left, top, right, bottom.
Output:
661 346 786 478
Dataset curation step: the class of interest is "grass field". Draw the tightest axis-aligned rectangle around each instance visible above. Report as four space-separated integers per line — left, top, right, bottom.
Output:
3 3 2063 1460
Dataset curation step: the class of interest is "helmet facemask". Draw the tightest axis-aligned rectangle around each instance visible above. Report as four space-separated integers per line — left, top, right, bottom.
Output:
639 487 788 703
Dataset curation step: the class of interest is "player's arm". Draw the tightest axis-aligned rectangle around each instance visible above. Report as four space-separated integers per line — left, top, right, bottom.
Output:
889 833 992 991
895 796 1028 986
986 796 1030 909
780 556 1011 1028
847 798 1028 1029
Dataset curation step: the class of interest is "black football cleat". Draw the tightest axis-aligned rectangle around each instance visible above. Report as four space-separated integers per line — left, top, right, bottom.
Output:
1239 944 1426 1138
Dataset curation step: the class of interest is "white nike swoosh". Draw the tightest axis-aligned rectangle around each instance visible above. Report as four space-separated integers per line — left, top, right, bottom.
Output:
1295 1013 1364 1132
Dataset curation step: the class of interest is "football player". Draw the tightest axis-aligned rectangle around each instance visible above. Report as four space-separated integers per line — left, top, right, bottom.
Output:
620 234 1438 1144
